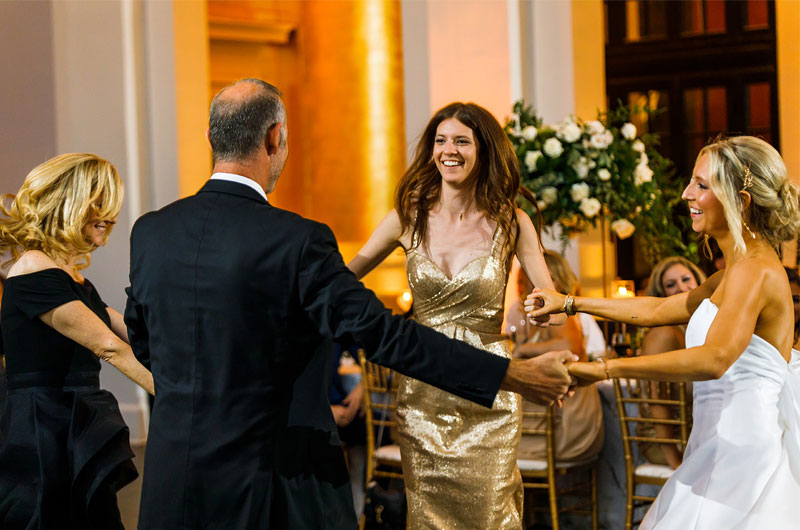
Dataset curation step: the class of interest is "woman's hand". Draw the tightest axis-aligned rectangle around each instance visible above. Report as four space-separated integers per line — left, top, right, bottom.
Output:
566 360 607 386
524 288 566 322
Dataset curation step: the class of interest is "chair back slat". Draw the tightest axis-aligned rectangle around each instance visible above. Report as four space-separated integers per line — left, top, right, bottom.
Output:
358 350 403 484
613 375 691 530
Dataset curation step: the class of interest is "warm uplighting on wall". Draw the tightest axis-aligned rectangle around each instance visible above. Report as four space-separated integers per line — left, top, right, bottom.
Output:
396 290 413 313
611 279 635 298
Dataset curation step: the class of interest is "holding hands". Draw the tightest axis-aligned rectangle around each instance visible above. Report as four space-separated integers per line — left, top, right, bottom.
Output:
523 288 610 387
505 350 577 405
524 288 569 320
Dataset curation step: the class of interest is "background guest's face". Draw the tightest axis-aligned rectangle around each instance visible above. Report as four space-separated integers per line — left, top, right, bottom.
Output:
683 154 726 236
791 282 800 325
433 118 476 187
661 263 698 296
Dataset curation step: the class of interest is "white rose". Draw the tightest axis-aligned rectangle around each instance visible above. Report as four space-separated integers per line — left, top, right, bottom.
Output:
524 150 542 172
557 120 582 143
620 122 637 140
589 130 613 150
597 168 611 181
634 163 654 185
570 182 590 202
574 157 590 178
521 125 538 141
611 218 636 239
540 186 558 205
579 197 602 218
638 152 649 166
543 137 564 158
586 120 605 136
633 139 646 152
536 200 548 211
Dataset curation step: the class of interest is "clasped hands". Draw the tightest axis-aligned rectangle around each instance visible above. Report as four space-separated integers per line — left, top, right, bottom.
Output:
518 288 609 391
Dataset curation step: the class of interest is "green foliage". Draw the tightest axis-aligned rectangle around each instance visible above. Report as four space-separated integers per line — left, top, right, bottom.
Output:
505 100 695 266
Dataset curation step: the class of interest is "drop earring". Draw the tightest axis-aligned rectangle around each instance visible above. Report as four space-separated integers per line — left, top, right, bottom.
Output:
743 221 756 239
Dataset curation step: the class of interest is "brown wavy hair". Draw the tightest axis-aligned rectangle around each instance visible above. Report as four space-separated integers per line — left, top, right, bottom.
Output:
0 153 123 269
395 102 534 267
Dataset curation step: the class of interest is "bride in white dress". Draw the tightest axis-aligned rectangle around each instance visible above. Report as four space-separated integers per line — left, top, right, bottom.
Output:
526 135 800 529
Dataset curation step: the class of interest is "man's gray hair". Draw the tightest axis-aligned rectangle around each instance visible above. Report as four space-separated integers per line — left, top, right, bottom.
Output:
208 78 286 163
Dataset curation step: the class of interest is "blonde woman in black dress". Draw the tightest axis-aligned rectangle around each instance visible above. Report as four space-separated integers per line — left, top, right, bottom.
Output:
0 154 153 529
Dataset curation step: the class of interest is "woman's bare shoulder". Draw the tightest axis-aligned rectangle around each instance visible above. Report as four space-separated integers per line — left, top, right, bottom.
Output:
7 250 59 278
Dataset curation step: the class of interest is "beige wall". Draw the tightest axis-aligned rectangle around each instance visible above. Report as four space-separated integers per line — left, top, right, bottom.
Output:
0 1 57 194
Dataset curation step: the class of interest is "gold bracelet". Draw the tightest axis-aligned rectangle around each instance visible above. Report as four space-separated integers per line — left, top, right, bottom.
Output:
597 357 611 380
562 294 576 316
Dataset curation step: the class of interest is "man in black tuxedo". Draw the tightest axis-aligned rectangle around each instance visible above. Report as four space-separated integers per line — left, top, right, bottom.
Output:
125 78 573 529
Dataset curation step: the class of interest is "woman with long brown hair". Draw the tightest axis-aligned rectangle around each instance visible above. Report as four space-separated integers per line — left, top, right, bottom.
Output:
348 102 567 528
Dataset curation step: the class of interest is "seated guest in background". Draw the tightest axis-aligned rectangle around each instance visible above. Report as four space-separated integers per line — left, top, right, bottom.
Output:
514 251 604 462
787 267 800 349
329 342 366 517
0 154 154 529
639 256 706 469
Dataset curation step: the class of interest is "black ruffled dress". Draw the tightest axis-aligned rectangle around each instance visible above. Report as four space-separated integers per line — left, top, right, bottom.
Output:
0 269 137 529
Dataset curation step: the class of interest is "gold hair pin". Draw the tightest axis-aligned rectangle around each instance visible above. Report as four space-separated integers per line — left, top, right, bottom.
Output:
742 165 753 191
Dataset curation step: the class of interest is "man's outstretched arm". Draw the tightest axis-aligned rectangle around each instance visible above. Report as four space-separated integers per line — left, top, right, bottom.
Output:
297 223 573 407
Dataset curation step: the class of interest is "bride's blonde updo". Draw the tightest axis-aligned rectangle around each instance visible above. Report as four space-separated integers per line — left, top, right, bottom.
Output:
0 153 123 269
699 135 800 255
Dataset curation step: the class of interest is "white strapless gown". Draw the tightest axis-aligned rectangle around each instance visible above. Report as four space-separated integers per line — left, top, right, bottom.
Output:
641 299 800 529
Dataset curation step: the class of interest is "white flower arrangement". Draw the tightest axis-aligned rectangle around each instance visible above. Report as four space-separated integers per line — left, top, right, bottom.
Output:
506 102 692 264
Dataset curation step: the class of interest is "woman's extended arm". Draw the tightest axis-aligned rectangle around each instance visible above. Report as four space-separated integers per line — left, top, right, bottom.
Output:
514 209 566 326
346 209 403 280
527 270 723 328
41 301 155 395
567 262 769 384
106 306 130 344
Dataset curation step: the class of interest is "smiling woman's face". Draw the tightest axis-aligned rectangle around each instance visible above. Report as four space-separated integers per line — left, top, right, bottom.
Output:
433 118 477 186
682 154 727 237
661 263 698 296
83 214 117 247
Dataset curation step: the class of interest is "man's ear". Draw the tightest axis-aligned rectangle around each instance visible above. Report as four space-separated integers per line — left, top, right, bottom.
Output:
205 128 211 146
266 122 282 155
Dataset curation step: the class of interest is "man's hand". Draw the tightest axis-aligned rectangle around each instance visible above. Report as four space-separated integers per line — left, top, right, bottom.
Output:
500 350 577 405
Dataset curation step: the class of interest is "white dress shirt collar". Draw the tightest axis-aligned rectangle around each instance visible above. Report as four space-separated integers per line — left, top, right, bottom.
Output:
210 173 268 203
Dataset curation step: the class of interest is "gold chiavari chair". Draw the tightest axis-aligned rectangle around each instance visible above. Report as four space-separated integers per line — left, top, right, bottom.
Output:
613 377 690 530
357 350 403 530
517 404 599 530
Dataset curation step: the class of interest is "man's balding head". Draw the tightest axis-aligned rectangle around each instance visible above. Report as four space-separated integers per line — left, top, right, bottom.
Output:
208 78 286 164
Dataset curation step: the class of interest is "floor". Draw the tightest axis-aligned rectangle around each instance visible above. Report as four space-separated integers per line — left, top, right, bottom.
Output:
117 443 145 529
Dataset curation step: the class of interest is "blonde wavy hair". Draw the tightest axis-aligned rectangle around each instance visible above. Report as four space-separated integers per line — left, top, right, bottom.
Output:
0 153 123 269
699 136 800 256
543 250 580 296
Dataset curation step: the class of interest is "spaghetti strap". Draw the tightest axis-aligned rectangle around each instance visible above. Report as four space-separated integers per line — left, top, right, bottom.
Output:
489 224 504 258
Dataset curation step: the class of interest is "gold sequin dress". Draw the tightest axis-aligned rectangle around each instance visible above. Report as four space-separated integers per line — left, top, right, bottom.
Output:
397 229 523 529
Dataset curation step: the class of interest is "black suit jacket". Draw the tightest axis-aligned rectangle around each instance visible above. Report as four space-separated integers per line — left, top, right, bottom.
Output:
125 179 509 529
